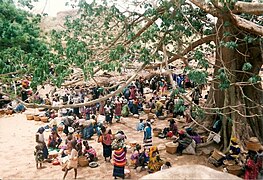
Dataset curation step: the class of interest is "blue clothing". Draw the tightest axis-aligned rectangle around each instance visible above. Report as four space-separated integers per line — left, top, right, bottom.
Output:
136 122 145 131
144 126 152 140
83 124 94 139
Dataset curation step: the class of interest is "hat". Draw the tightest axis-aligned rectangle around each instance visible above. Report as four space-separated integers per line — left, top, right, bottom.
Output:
68 127 74 133
178 130 185 135
231 137 238 143
37 127 45 133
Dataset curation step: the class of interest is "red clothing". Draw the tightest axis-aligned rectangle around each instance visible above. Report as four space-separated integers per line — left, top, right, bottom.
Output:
245 158 259 180
115 101 122 116
85 147 97 157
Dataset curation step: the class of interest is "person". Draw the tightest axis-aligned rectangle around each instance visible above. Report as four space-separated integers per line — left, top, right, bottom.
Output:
48 128 62 149
161 161 172 171
155 98 164 117
168 119 178 136
257 147 263 179
104 100 113 124
148 146 163 173
226 137 240 160
100 127 113 161
63 141 78 180
245 150 259 180
112 132 127 179
83 141 97 162
143 122 152 149
191 87 201 105
36 127 48 159
82 120 94 140
130 144 148 171
136 119 145 131
114 97 122 122
121 99 129 117
173 130 193 156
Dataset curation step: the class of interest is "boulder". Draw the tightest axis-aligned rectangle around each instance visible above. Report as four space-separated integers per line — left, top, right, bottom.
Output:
140 165 241 180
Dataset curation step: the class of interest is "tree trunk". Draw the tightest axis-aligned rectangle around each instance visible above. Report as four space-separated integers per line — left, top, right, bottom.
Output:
207 16 263 148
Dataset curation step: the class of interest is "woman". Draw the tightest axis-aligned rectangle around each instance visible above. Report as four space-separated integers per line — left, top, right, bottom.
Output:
100 128 113 161
173 130 193 156
121 100 129 117
245 150 259 180
148 146 163 173
36 127 48 159
143 122 152 149
63 141 78 180
83 140 97 162
48 128 62 149
114 97 122 121
112 133 127 179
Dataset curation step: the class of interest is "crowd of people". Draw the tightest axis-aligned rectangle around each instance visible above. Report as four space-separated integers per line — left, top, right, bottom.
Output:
1 72 262 179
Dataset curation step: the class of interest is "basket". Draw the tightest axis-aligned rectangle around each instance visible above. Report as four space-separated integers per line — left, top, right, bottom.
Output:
34 115 40 121
226 165 242 176
158 116 165 120
38 108 45 111
211 149 225 161
153 128 162 137
165 142 178 154
246 141 261 151
150 109 155 113
148 113 155 119
78 156 88 167
167 113 173 118
5 110 13 115
40 117 48 123
144 108 151 114
0 109 5 115
26 115 34 120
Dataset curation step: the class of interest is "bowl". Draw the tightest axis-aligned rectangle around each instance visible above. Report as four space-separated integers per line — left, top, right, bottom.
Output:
89 162 99 168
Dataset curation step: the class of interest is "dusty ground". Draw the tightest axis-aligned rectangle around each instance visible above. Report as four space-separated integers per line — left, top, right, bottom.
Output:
0 109 220 180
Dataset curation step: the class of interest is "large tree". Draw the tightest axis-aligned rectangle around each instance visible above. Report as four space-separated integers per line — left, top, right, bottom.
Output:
1 0 262 147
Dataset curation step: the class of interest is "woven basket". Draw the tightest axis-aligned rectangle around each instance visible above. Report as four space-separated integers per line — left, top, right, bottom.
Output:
0 109 5 115
40 117 48 123
153 128 162 137
226 165 242 176
26 115 34 120
158 116 165 120
78 156 88 167
246 141 261 151
144 108 151 114
165 142 178 154
34 115 40 121
148 113 154 119
211 149 225 161
5 110 13 115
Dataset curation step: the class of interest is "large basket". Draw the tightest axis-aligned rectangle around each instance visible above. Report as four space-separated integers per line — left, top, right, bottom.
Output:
211 149 225 161
148 113 155 119
5 110 13 115
165 142 178 154
40 117 48 123
34 115 40 121
153 128 162 137
26 115 34 120
0 109 5 115
226 165 242 176
144 108 151 114
78 156 88 167
158 116 165 120
246 141 261 151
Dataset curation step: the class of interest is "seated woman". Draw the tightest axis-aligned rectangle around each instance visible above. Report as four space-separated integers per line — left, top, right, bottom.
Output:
48 128 62 149
173 130 193 156
148 146 163 173
130 144 148 170
226 137 240 160
82 120 94 140
83 140 97 162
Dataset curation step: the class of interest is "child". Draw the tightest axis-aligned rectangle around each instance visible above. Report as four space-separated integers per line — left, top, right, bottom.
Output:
161 161 172 171
136 119 145 131
83 141 97 162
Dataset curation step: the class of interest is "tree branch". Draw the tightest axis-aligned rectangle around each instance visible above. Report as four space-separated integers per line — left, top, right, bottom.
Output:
189 0 219 17
231 13 263 36
233 1 263 16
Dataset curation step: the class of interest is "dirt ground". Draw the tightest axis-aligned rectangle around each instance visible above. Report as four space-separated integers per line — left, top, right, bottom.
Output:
0 108 222 180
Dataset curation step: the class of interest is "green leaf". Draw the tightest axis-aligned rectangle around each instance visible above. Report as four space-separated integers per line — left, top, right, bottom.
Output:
242 62 252 71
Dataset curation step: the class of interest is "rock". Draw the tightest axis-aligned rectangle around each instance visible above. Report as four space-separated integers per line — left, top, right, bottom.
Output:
140 165 241 180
